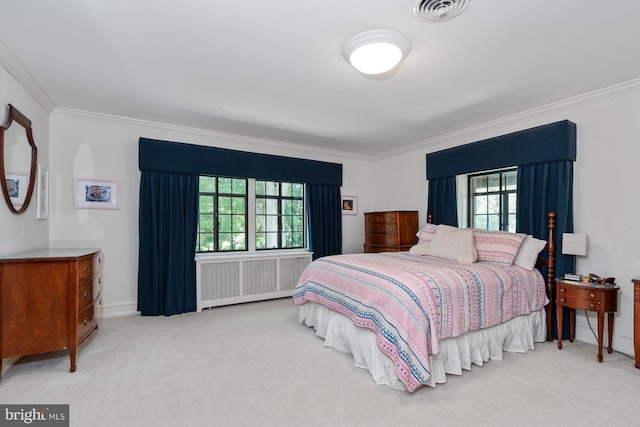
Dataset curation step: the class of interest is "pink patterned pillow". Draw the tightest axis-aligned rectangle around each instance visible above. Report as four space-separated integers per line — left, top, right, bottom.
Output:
416 223 437 244
472 229 526 265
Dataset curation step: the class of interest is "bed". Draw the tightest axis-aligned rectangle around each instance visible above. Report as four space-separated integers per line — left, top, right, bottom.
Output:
293 213 556 392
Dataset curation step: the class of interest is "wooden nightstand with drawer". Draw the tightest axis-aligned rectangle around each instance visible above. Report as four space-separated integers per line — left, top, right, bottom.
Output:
555 278 619 362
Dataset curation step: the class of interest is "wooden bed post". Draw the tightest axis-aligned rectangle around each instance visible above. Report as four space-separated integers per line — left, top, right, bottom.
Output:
427 214 433 224
546 212 556 342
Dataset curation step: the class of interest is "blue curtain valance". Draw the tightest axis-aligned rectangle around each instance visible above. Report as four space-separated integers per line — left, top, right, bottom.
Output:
139 138 343 186
426 120 576 180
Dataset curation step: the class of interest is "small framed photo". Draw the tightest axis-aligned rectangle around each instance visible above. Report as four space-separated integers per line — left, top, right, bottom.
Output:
5 173 29 207
36 164 49 220
75 178 119 210
341 195 358 215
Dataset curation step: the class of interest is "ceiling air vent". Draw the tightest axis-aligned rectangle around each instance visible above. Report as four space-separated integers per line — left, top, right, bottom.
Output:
412 0 474 23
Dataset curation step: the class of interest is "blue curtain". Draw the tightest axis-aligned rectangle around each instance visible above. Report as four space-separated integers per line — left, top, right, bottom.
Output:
517 160 574 339
138 171 199 316
306 184 342 260
427 176 458 226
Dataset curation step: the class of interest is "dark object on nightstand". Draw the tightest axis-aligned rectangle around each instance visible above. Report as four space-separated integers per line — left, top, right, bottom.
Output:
633 277 640 369
555 278 619 363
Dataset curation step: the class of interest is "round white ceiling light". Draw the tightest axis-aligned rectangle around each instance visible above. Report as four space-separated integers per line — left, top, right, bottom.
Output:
342 29 411 75
413 0 474 23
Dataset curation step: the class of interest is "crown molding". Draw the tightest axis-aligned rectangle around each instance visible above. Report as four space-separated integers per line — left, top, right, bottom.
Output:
0 36 56 113
373 77 640 160
52 107 371 162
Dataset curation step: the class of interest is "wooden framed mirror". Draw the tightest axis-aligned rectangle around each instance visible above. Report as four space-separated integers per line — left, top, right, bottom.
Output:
0 104 38 214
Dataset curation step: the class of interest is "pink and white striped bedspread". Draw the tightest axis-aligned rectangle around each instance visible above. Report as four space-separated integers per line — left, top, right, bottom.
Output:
292 252 547 392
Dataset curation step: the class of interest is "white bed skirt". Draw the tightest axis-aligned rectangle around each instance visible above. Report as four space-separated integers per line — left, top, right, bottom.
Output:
298 302 547 391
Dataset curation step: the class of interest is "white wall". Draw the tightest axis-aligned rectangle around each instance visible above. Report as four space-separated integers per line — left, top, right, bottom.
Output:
371 81 640 356
49 111 372 316
0 65 50 256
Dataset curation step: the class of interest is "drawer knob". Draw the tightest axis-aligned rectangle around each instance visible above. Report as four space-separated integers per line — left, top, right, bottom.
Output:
589 293 595 298
83 318 89 325
84 265 90 273
560 298 565 303
559 288 566 293
84 290 90 299
589 303 595 309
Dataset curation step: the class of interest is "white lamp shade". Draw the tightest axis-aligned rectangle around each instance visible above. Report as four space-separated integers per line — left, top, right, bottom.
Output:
342 29 411 75
562 233 589 256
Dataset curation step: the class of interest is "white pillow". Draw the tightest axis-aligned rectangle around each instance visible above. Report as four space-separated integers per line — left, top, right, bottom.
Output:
410 225 478 264
415 223 437 244
514 235 547 271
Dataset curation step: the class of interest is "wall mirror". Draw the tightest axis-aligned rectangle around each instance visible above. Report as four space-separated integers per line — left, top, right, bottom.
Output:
0 104 38 214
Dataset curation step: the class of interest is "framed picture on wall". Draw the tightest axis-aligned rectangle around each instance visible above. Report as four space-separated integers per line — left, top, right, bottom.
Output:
341 195 357 215
5 173 28 207
75 178 120 210
36 164 49 219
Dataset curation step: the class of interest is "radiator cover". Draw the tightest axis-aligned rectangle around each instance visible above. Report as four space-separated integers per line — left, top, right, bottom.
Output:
195 251 312 311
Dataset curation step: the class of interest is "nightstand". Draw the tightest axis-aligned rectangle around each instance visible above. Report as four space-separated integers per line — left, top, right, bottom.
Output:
555 278 619 362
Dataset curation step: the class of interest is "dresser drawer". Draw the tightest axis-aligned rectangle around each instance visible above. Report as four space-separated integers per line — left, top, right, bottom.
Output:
77 303 97 342
557 284 618 312
365 224 398 235
78 279 94 310
365 234 398 246
78 254 100 280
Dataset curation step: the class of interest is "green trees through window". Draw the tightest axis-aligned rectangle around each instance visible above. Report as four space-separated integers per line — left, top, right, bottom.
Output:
469 168 517 232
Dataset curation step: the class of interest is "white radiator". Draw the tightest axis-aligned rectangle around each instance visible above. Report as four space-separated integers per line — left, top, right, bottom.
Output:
195 251 312 311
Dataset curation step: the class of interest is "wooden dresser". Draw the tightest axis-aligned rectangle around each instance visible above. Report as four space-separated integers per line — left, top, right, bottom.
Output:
364 211 418 253
0 248 101 379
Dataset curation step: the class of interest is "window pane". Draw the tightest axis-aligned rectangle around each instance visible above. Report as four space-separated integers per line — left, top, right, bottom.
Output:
474 195 487 214
199 213 215 232
265 232 278 248
292 200 303 215
218 233 232 251
504 171 517 191
266 199 278 214
256 232 266 249
232 197 245 214
218 178 232 194
507 193 517 213
255 180 265 196
218 215 231 232
293 216 303 232
472 177 487 194
487 175 500 192
232 215 245 233
233 233 246 250
199 195 214 214
487 194 500 213
474 215 487 229
265 181 279 196
488 214 500 230
232 178 246 195
218 197 231 214
282 200 292 215
266 215 278 232
199 176 216 192
507 214 516 233
256 199 265 215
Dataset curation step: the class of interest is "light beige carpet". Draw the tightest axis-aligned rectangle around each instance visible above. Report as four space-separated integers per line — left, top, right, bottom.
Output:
1 298 639 427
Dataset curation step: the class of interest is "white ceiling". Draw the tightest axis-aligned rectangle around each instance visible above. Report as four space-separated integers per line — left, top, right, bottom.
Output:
1 0 640 156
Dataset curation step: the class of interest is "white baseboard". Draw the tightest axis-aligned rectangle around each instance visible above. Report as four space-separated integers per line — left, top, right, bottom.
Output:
573 318 634 358
100 301 139 318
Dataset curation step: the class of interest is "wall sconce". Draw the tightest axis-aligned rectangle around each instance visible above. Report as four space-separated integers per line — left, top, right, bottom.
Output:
342 29 411 75
562 233 589 279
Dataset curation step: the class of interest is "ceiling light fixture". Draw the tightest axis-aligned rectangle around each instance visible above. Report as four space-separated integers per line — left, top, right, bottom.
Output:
342 29 411 75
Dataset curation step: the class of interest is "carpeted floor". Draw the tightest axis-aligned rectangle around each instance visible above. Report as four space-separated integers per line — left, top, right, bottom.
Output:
1 298 639 427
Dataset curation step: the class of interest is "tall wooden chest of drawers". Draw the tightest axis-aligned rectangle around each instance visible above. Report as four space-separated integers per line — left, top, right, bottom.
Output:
0 248 101 379
364 211 419 253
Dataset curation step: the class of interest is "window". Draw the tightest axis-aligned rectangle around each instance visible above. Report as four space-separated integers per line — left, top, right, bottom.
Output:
197 176 247 252
468 168 517 232
255 180 305 250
